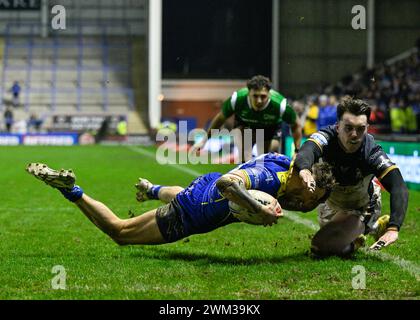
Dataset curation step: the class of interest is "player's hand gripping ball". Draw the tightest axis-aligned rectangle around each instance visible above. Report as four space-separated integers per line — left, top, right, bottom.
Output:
229 190 282 225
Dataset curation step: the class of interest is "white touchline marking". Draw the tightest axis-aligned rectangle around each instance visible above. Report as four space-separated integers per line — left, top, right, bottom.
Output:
127 146 203 177
361 249 420 281
128 146 420 280
0 207 75 212
283 210 319 230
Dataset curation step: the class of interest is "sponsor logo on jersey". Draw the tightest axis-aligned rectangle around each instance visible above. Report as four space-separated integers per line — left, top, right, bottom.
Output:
263 114 276 120
376 157 392 170
309 133 328 147
369 150 383 162
247 167 261 187
263 168 274 184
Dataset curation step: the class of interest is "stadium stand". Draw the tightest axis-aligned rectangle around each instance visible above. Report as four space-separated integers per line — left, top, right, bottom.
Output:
0 0 148 135
297 46 419 136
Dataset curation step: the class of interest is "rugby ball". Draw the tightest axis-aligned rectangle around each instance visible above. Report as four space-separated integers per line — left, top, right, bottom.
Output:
228 189 277 225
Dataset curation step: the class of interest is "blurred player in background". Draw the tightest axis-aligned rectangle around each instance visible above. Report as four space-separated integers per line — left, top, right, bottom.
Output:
26 153 334 246
191 75 302 162
303 96 319 137
295 96 409 257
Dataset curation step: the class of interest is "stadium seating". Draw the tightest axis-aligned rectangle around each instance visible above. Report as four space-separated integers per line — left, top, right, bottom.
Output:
299 47 420 136
0 0 149 135
1 32 134 111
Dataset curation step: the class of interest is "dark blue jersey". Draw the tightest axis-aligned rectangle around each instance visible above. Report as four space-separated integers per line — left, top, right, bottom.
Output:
302 125 397 186
232 153 292 197
295 125 407 229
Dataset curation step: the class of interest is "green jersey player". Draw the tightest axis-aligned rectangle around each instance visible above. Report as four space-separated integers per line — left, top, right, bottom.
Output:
192 75 302 162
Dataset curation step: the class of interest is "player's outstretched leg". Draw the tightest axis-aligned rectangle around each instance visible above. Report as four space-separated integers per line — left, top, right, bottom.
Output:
76 194 166 245
26 163 166 245
135 178 183 204
26 163 83 201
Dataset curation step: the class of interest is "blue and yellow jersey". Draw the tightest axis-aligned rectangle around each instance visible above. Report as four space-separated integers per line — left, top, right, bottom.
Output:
231 153 292 198
175 153 293 237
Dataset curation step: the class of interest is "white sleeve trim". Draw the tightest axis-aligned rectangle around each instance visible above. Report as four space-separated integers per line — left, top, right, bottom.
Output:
280 98 287 116
230 92 238 111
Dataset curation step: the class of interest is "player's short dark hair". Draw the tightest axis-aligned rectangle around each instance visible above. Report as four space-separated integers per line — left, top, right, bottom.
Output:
337 96 371 121
247 75 272 91
312 162 336 196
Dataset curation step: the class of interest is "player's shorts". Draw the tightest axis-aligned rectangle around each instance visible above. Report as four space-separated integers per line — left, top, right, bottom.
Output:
156 173 239 243
318 181 382 231
234 118 281 142
155 198 187 243
270 126 283 142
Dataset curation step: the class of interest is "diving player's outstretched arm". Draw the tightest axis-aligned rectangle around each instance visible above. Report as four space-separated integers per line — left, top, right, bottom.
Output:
295 135 324 192
370 168 409 249
216 172 282 226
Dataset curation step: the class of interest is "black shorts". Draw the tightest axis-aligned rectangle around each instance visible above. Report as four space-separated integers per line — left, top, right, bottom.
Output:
155 198 186 243
234 118 282 142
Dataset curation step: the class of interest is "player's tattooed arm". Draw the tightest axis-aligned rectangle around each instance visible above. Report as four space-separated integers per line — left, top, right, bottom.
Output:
217 171 282 226
216 172 263 214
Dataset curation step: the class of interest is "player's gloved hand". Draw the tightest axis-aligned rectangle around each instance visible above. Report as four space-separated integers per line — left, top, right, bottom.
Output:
369 229 398 250
299 169 316 193
259 200 283 227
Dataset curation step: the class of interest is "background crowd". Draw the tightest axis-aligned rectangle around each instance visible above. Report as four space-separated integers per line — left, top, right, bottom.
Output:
295 49 419 137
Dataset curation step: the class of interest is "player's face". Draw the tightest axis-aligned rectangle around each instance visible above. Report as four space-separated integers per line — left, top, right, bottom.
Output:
249 88 270 111
337 112 368 153
280 186 327 212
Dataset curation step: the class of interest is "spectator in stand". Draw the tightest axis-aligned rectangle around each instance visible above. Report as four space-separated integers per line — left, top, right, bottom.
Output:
389 97 416 134
292 100 306 128
4 106 14 132
368 101 386 135
298 44 419 135
322 46 419 135
27 113 43 133
95 117 110 143
9 81 21 108
317 95 337 130
117 116 128 136
389 97 405 133
402 98 417 133
329 95 338 107
303 97 319 137
411 92 420 134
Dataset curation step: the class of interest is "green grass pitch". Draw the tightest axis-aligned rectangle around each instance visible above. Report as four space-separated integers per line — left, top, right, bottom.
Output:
0 145 418 299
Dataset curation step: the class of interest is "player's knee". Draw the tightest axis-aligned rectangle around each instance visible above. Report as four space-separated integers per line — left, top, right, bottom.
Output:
310 238 330 258
112 233 131 246
311 237 354 258
113 238 129 246
108 221 130 246
338 244 355 258
311 234 336 257
310 244 325 258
